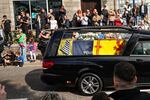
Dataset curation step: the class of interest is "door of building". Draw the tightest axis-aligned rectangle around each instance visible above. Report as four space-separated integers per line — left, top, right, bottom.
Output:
81 0 101 14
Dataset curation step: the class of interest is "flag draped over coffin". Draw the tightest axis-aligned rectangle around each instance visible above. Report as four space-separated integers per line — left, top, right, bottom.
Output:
73 40 93 55
57 39 73 56
93 39 124 55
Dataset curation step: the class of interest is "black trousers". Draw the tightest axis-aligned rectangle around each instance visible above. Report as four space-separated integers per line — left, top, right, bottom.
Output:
4 30 12 43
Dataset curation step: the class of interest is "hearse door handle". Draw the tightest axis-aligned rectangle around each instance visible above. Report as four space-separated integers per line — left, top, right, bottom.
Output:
136 59 144 63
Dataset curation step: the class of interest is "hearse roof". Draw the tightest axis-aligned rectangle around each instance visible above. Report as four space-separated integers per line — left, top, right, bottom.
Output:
44 26 150 35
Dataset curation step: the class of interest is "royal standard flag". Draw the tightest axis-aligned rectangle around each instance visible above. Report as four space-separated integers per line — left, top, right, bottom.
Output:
93 39 124 55
73 40 93 55
57 39 73 56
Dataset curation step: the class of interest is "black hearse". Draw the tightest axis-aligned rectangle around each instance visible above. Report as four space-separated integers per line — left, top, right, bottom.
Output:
41 26 150 95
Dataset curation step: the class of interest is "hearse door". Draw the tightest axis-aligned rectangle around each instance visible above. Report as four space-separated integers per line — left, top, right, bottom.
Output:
130 41 150 85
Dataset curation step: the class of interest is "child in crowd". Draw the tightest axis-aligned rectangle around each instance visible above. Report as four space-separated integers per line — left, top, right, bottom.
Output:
138 20 146 29
14 51 24 67
3 50 16 66
27 38 37 62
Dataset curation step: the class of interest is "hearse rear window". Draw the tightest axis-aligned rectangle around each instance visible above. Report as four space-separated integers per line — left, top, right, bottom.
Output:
57 31 132 56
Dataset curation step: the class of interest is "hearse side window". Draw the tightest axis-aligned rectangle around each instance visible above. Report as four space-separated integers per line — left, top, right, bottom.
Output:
132 42 150 55
143 42 150 55
132 42 143 55
57 31 131 56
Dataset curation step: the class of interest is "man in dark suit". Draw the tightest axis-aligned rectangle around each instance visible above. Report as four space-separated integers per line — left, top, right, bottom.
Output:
101 5 109 26
1 15 12 46
139 0 148 20
61 15 70 28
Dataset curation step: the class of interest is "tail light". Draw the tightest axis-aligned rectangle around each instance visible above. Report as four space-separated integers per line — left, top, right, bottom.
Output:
43 60 54 69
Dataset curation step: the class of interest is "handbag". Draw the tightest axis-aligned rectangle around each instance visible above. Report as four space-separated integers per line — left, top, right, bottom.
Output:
19 43 25 48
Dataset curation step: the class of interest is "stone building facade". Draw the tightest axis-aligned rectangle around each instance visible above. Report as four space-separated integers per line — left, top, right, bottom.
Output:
0 0 14 28
2 0 149 30
63 0 81 20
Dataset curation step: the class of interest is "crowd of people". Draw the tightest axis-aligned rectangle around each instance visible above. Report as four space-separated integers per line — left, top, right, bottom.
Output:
15 0 150 33
72 0 150 29
0 0 150 67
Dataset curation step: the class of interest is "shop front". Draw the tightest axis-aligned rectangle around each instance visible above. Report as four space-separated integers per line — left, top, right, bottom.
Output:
13 0 62 29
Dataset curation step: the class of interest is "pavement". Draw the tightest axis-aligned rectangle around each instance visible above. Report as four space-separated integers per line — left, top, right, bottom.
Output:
24 60 42 66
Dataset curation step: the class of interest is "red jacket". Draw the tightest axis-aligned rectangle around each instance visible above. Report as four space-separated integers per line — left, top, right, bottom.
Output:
114 18 123 26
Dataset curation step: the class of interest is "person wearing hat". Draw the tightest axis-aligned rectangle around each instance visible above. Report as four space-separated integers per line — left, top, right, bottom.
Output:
109 62 150 100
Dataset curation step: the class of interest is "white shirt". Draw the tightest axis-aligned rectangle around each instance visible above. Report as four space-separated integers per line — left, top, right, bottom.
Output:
141 5 144 13
124 5 131 14
38 18 41 29
81 16 88 26
50 20 58 30
0 29 4 44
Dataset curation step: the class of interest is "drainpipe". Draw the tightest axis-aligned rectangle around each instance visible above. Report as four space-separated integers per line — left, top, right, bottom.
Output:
114 0 116 11
29 0 33 30
46 0 49 14
133 0 135 6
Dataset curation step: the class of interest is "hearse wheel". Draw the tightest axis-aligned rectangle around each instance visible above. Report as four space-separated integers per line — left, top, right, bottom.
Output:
78 73 103 96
